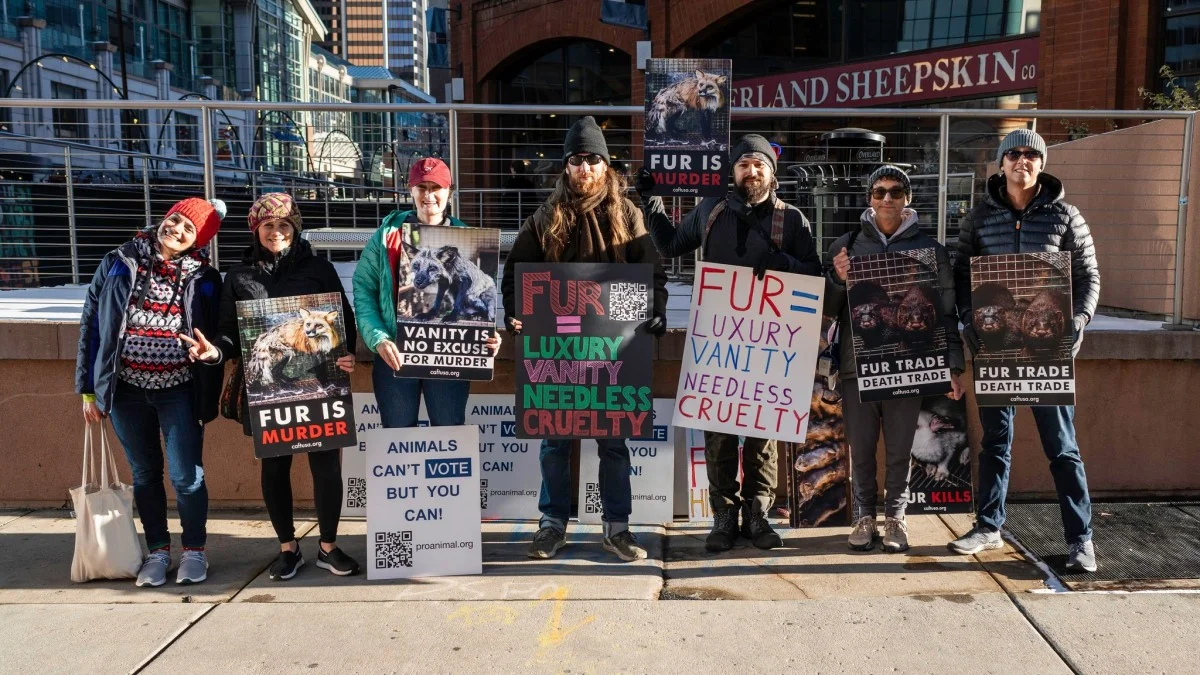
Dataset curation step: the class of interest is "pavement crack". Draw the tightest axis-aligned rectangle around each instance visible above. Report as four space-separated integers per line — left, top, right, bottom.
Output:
128 603 217 674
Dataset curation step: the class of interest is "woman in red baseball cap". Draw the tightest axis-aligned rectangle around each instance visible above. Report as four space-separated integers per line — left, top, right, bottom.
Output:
352 157 501 429
75 197 226 587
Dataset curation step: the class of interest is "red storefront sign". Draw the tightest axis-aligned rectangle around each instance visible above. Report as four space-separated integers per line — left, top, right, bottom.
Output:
735 36 1039 109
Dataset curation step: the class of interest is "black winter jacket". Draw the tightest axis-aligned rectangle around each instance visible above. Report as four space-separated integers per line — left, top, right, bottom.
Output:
217 238 356 435
954 173 1101 338
75 241 223 423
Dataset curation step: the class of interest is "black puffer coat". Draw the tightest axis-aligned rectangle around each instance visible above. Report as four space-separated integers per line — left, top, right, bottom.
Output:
953 172 1101 338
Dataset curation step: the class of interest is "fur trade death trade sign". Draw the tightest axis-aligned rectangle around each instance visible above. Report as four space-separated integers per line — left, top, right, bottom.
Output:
847 249 953 402
970 252 1075 406
236 292 356 458
674 263 824 443
643 58 732 197
395 225 500 380
514 263 655 439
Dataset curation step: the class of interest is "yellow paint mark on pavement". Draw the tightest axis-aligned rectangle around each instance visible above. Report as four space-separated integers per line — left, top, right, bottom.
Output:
446 604 518 627
536 586 595 650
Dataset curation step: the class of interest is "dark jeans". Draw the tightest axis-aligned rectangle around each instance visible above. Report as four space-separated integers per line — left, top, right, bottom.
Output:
108 381 208 550
703 431 777 514
976 405 1093 544
372 355 471 427
261 448 342 544
538 439 631 531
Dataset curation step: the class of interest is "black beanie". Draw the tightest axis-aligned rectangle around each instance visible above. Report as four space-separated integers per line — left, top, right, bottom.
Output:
730 134 777 173
563 116 610 165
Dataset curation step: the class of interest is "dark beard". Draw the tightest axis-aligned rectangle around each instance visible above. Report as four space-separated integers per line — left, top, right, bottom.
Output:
736 177 770 204
568 171 605 199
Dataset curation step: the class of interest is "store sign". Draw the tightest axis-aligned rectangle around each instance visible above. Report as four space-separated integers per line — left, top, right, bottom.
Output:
736 37 1038 109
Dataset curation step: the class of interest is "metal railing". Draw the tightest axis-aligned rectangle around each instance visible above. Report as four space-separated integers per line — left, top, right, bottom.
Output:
0 99 1194 326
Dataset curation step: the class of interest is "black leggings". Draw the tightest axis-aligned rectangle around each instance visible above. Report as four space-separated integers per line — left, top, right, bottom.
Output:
261 448 342 544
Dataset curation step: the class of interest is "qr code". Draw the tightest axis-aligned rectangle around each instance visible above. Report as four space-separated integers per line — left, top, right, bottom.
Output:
479 479 489 510
375 530 413 569
608 282 648 321
346 477 366 510
584 482 604 515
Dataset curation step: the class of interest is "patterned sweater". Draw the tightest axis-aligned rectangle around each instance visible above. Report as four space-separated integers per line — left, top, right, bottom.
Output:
119 236 204 389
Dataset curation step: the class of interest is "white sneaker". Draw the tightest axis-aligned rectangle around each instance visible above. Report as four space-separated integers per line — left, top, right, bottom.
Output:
848 516 878 551
135 550 172 587
176 549 208 585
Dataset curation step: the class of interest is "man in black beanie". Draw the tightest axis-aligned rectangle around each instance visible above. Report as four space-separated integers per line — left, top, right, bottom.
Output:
635 134 822 552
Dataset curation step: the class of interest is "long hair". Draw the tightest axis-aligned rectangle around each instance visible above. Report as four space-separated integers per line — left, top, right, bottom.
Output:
539 167 633 262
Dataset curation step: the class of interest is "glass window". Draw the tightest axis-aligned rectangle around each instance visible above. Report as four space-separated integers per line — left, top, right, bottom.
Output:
1164 4 1200 91
52 82 88 139
176 112 199 160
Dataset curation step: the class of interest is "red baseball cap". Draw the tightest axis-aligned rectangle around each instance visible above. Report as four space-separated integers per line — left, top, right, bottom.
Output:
408 157 452 189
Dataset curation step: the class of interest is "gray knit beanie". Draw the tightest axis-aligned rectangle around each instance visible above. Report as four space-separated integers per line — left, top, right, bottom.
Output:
996 128 1048 166
867 165 911 197
730 134 777 173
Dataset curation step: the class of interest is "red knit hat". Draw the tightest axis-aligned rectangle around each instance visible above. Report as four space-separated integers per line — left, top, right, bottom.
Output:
165 197 225 248
408 157 452 189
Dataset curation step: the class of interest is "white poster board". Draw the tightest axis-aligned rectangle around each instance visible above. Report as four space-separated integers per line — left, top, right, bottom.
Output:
578 399 675 525
673 262 824 443
365 425 482 580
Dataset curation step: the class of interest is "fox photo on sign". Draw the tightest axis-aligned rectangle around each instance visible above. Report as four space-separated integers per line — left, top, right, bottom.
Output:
847 249 952 402
643 58 732 197
970 252 1075 406
674 262 824 444
514 263 654 440
365 425 482 580
236 292 356 459
395 225 500 381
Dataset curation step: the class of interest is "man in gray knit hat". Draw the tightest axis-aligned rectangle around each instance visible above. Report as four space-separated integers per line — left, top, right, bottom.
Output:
634 134 822 552
948 128 1101 573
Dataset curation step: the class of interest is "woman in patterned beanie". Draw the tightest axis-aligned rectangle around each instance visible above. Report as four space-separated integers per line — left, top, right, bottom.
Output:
76 196 225 588
187 191 360 581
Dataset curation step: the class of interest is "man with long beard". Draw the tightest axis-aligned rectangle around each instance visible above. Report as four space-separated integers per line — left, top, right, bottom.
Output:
637 134 822 552
502 116 668 562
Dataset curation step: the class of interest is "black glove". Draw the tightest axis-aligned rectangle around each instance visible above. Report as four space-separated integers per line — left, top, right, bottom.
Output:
961 322 982 355
504 314 522 337
753 251 792 280
634 167 656 196
642 314 667 337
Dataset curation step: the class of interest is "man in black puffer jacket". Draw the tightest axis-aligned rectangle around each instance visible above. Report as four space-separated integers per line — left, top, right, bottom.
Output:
948 129 1101 573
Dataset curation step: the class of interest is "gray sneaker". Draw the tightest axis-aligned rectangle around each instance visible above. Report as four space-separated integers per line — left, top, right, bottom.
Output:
176 549 208 585
948 525 1003 555
848 516 878 551
1065 540 1097 572
527 527 566 559
135 550 172 587
602 530 648 562
881 517 910 553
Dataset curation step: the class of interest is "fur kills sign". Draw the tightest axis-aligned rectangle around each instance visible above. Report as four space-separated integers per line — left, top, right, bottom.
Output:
235 292 357 458
395 225 500 380
970 253 1076 406
905 396 973 514
643 58 732 198
847 249 953 402
674 262 824 443
514 263 655 439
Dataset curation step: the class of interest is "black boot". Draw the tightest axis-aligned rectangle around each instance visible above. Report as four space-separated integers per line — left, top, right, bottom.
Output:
742 505 783 550
705 506 740 552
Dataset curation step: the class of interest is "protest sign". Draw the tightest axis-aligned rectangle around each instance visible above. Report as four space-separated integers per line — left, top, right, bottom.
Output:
847 249 952 402
514 263 655 439
970 252 1075 406
685 427 740 522
365 425 482 579
644 58 732 198
674 262 823 443
906 396 973 514
236 292 356 459
578 399 675 525
395 224 500 381
340 393 386 518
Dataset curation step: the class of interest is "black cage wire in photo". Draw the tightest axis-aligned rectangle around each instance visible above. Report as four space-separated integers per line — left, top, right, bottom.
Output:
236 292 351 406
970 252 1073 363
847 248 948 357
644 58 732 150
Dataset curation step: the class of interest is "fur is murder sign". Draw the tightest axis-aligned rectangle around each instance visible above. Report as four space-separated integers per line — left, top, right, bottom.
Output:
643 58 732 198
395 225 500 380
514 263 655 439
674 263 824 443
236 292 357 458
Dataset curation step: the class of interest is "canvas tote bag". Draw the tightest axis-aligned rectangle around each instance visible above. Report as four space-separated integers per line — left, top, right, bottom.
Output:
70 420 143 582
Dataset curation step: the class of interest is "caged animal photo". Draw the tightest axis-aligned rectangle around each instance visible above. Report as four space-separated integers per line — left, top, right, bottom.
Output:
910 397 970 483
396 227 499 326
970 253 1074 360
644 64 730 149
847 250 948 356
240 297 349 405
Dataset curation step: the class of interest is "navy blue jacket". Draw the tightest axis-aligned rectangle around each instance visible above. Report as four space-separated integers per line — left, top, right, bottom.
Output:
75 241 224 423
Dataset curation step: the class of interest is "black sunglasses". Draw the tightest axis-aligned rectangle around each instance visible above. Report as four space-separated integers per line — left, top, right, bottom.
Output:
567 153 604 166
870 186 907 200
1004 148 1043 161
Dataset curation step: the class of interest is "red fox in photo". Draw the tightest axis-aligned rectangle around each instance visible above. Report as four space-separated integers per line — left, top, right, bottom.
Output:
246 308 342 388
646 69 728 145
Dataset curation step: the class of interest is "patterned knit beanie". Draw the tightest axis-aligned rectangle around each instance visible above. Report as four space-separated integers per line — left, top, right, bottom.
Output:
248 192 303 232
164 197 226 248
867 165 912 197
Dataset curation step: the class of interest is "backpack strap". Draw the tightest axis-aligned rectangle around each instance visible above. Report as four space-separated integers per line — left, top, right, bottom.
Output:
700 199 728 262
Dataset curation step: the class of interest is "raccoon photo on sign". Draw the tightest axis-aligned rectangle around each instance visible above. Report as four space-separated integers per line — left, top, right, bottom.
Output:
236 292 351 405
395 226 499 326
644 59 731 150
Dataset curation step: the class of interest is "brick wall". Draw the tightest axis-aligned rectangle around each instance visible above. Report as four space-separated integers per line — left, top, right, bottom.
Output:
1039 0 1157 111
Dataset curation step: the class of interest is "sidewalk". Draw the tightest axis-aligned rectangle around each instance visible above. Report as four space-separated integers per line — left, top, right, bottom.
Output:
1 509 1197 674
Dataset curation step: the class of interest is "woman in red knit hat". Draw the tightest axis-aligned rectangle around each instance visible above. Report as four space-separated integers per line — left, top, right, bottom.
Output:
75 197 226 588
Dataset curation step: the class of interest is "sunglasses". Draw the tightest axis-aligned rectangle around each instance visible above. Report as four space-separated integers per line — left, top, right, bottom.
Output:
870 187 908 200
567 153 604 166
1004 148 1043 161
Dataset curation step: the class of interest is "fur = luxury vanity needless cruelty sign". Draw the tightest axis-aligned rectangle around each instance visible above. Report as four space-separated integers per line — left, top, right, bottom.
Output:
395 225 500 381
236 292 357 458
643 58 732 198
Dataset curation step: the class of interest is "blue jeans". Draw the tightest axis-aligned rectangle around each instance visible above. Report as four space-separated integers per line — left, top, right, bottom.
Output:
372 355 471 427
976 405 1093 544
108 381 208 550
538 439 631 531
